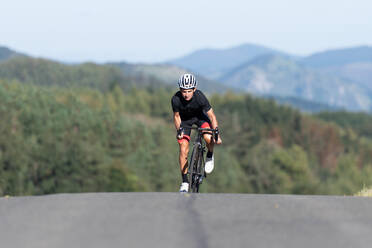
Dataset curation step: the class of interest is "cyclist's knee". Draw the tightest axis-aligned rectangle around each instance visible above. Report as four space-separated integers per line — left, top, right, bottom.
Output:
203 134 213 144
179 142 189 155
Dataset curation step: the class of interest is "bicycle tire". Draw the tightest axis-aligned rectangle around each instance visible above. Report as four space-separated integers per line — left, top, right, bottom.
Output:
195 148 205 193
189 145 199 192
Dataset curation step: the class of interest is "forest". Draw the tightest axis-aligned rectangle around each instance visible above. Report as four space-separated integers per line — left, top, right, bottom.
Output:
1 70 372 195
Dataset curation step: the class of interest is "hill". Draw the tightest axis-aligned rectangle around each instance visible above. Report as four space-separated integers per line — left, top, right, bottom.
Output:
302 46 372 68
0 46 25 62
0 56 167 91
315 62 372 95
219 54 372 111
301 46 372 110
2 79 372 196
0 54 233 95
168 43 289 79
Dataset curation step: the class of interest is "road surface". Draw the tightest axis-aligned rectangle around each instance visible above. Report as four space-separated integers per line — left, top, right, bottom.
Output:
1 192 372 248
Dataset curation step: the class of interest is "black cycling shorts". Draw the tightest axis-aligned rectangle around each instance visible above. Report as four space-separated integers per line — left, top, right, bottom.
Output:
178 117 211 143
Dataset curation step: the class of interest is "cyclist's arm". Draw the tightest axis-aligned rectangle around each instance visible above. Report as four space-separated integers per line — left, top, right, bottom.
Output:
173 111 182 130
206 108 222 144
206 108 219 129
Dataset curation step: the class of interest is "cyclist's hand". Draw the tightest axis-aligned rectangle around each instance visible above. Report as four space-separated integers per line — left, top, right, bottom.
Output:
215 135 222 145
214 128 222 145
177 127 184 140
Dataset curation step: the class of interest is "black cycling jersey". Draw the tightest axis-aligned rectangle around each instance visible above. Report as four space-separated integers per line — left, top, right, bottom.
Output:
171 90 212 121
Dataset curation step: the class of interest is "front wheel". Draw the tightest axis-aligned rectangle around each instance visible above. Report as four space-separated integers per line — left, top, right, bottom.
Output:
188 145 199 193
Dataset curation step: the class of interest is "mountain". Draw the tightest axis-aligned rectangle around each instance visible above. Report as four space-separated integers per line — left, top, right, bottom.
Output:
167 43 372 111
219 54 372 111
168 43 290 79
302 46 372 97
0 46 25 62
110 62 233 93
318 62 372 93
302 46 372 68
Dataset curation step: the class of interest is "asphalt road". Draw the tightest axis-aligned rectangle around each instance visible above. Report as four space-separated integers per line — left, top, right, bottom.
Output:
1 192 372 248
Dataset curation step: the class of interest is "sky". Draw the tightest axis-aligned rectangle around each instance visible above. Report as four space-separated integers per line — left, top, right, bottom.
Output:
1 0 372 63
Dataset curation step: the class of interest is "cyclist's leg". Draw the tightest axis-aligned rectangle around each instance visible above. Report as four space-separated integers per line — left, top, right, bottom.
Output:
199 121 214 153
177 119 192 182
199 121 215 173
178 138 190 175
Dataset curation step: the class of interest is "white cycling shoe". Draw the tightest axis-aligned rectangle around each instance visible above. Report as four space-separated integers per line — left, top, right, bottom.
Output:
205 154 214 174
179 182 189 193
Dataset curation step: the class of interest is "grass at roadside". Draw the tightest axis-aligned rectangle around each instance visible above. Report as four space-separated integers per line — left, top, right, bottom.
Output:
354 186 372 197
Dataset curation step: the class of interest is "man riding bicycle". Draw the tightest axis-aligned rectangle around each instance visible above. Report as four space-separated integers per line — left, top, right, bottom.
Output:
171 73 222 193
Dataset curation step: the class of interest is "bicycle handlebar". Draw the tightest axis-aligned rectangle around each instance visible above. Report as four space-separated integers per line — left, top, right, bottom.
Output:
181 126 216 131
181 126 220 142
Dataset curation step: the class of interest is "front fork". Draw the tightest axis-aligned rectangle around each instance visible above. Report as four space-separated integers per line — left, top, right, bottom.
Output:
197 144 206 184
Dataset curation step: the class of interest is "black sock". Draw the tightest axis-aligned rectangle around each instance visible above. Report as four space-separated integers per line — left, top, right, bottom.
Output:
182 173 189 183
207 151 213 158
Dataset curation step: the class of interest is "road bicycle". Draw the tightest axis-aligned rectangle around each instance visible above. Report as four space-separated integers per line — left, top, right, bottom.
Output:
183 126 219 193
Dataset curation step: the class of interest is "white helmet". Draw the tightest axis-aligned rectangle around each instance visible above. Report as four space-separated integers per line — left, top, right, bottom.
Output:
178 73 197 89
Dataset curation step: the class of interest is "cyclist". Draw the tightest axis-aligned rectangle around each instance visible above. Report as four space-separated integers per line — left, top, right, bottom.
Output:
171 73 222 193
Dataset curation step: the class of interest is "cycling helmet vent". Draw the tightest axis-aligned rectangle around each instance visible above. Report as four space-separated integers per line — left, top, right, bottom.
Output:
178 73 197 89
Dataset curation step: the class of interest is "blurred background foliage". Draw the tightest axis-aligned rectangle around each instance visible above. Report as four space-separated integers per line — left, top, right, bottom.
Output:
1 77 372 196
1 56 372 196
